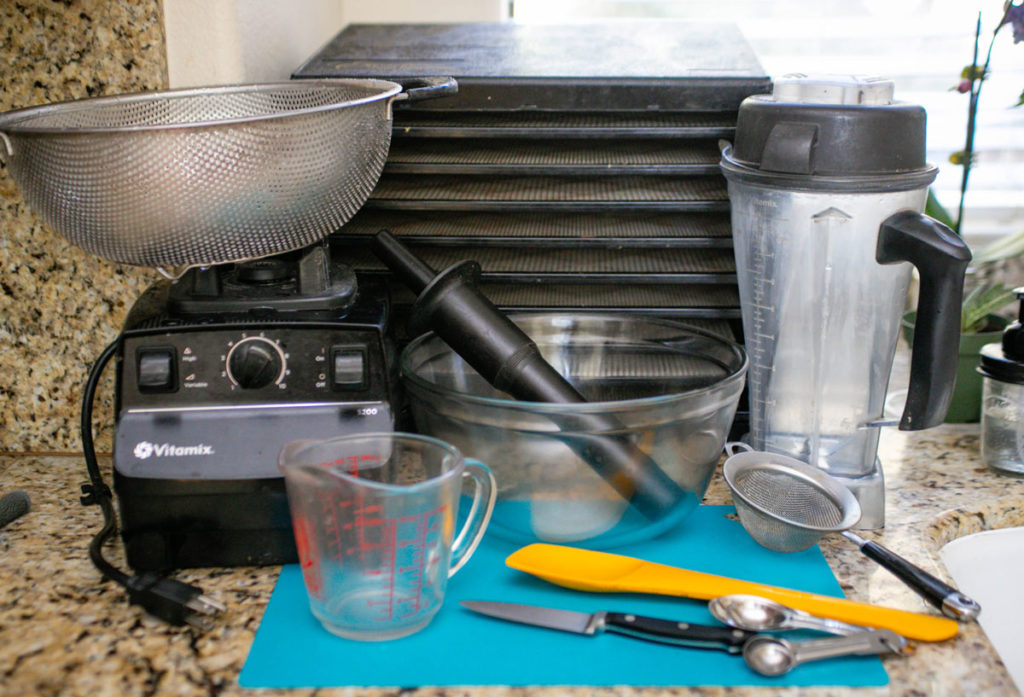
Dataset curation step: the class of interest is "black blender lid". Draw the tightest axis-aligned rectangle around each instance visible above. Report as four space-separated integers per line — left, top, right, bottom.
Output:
720 74 937 192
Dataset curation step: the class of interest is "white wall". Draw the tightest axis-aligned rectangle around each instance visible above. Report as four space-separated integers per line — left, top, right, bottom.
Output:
340 0 508 24
163 0 508 87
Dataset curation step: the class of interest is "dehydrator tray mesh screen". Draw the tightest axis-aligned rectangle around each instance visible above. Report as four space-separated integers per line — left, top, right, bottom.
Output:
387 308 737 345
550 347 739 381
475 283 740 310
339 210 732 241
390 110 739 136
384 138 721 173
342 245 736 276
367 175 727 204
380 281 739 306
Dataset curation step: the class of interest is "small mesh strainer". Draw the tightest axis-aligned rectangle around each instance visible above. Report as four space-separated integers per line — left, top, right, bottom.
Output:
722 445 861 553
721 443 982 621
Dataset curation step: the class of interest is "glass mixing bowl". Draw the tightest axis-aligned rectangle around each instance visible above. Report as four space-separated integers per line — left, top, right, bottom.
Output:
400 313 747 548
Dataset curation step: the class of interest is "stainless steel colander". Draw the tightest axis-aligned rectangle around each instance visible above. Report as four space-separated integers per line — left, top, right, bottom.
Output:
0 78 455 276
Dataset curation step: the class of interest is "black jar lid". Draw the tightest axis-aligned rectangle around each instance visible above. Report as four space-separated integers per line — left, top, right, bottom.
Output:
979 288 1024 385
720 74 937 193
979 343 1024 385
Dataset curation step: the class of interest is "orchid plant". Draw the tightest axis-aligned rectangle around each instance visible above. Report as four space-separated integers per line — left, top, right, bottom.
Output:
949 1 1024 233
935 2 1024 332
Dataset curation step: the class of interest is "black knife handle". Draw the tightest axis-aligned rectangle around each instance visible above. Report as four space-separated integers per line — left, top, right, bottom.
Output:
603 612 755 654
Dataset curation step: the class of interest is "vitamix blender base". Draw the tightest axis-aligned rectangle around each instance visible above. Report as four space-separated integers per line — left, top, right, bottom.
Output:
112 244 396 571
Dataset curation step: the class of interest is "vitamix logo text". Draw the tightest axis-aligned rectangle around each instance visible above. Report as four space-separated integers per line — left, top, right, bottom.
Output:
133 441 215 459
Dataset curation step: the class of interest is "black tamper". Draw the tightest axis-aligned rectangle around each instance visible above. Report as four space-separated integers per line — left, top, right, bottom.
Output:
372 230 686 519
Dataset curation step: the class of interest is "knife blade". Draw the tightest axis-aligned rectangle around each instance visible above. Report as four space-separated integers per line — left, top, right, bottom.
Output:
461 600 755 653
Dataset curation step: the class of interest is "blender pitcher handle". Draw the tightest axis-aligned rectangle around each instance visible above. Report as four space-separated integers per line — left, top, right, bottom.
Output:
876 211 972 430
448 459 497 577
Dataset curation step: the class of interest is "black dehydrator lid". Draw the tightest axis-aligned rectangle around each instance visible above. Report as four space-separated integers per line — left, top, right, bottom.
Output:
293 21 769 111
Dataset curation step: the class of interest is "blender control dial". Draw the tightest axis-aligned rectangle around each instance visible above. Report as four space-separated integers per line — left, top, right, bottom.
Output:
225 336 286 389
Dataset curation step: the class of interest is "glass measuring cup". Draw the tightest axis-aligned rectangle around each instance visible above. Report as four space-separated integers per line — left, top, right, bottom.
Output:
278 432 496 640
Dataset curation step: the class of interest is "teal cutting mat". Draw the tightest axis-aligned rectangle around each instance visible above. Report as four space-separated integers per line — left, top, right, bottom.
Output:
239 505 890 688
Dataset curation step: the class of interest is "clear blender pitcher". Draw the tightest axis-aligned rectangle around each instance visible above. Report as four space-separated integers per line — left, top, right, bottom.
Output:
721 75 971 527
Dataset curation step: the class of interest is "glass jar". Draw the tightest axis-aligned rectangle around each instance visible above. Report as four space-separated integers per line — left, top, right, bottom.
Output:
978 288 1024 476
980 374 1024 475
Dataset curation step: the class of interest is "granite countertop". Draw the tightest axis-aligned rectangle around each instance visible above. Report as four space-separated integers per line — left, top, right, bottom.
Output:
2 424 1022 697
2 5 1020 696
1 1 165 455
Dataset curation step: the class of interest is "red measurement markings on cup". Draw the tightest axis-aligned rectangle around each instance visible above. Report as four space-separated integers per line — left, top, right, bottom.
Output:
395 505 447 619
346 454 381 564
293 515 324 601
361 505 448 621
312 450 449 623
314 453 382 563
321 489 347 563
348 499 385 562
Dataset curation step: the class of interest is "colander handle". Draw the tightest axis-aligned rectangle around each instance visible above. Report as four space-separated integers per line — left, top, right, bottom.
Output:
0 131 12 163
393 77 459 103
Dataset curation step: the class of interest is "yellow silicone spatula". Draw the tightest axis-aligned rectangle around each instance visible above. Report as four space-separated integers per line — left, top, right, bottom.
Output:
505 543 959 642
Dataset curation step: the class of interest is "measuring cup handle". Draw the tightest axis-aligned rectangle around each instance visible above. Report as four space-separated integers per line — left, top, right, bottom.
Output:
448 459 497 577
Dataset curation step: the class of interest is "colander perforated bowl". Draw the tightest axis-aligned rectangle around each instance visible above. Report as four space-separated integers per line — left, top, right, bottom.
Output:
0 79 439 275
722 445 862 553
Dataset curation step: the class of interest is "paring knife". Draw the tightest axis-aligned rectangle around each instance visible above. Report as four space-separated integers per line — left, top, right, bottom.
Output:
461 600 756 653
504 543 959 643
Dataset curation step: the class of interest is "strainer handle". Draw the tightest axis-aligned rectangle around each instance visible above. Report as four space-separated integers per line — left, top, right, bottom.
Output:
843 531 981 621
724 441 753 457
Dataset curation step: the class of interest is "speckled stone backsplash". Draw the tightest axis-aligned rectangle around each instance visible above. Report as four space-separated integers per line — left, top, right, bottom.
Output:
1 1 167 453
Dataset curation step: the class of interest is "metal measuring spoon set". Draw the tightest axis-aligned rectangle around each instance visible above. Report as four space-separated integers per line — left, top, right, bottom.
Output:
709 594 910 676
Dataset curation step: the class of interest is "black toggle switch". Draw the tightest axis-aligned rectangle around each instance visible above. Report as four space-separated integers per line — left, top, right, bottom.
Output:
137 348 177 392
331 347 366 390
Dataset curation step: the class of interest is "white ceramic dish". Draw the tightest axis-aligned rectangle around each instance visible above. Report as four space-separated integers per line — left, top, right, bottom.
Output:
941 527 1024 692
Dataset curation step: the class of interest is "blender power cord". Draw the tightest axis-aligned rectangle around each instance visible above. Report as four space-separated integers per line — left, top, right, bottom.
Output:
0 490 31 529
79 339 224 629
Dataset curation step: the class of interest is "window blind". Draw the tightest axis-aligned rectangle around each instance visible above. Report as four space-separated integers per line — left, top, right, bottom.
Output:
512 0 1024 248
